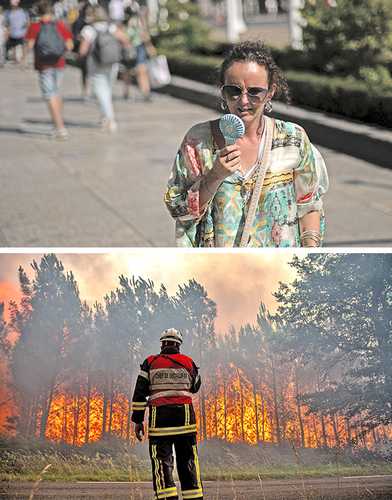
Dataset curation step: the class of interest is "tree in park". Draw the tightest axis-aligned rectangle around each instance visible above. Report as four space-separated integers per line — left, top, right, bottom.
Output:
301 0 392 84
9 254 83 439
274 253 392 434
154 0 210 50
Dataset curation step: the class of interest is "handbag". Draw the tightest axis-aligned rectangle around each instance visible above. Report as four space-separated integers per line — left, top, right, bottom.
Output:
147 54 171 88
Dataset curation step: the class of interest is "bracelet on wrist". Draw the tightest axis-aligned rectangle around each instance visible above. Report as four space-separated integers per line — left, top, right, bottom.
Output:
300 230 321 247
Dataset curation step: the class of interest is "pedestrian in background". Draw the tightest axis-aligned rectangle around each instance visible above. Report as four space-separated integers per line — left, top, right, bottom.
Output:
72 0 90 99
165 41 329 248
24 0 73 140
108 0 125 25
131 328 203 500
79 4 129 132
4 0 29 64
122 2 154 101
0 7 6 66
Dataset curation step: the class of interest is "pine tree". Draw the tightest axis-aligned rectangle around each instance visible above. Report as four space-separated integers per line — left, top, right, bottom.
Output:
274 253 392 432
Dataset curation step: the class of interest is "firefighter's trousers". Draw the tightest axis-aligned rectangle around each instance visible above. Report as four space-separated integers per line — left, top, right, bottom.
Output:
149 433 203 500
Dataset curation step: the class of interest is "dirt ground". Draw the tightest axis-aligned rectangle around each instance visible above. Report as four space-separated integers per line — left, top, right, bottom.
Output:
1 475 392 499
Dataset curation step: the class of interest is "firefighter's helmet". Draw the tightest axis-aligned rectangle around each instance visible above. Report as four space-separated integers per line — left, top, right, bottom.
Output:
160 328 183 345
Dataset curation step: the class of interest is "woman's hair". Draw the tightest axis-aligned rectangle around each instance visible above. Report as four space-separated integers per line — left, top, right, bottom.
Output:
85 5 109 24
219 40 290 103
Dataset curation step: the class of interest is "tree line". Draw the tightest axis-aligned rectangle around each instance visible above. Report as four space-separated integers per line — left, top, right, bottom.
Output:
0 253 390 448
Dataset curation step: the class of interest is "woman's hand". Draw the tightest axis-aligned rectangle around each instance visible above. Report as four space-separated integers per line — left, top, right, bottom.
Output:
211 144 241 181
197 144 241 207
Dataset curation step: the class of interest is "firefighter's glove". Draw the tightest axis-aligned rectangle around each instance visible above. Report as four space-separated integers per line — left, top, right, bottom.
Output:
135 423 144 442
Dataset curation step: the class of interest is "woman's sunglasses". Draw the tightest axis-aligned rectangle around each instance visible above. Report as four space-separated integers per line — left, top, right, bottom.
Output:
221 84 269 101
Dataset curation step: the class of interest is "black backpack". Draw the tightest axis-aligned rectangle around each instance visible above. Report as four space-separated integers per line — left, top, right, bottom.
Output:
35 22 66 65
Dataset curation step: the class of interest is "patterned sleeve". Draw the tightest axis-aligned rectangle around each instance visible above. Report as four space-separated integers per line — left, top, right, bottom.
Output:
164 123 212 223
295 128 329 219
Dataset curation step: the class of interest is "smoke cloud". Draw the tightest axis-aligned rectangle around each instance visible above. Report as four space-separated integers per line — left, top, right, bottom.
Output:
0 251 298 333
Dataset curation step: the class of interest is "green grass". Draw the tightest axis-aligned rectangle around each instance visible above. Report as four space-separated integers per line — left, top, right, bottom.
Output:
1 449 392 482
203 463 392 481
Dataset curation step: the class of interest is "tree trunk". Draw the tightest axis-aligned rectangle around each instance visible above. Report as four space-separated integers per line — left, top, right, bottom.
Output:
39 377 56 440
62 397 67 442
371 427 378 446
236 368 245 442
271 360 281 444
126 394 132 442
331 414 340 447
25 397 36 438
312 415 320 448
223 378 227 441
108 381 114 436
252 381 260 443
345 417 352 448
214 385 218 438
320 414 328 447
261 397 266 442
72 394 81 446
102 380 109 438
199 388 207 440
85 376 91 444
294 366 305 448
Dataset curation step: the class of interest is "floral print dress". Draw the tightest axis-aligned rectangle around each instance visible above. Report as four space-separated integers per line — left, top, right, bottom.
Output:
164 119 329 247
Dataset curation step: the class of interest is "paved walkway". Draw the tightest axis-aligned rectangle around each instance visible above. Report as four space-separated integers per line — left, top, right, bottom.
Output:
0 64 392 247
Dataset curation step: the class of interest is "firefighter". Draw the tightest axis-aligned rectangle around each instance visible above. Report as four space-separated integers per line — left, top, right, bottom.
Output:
131 328 203 500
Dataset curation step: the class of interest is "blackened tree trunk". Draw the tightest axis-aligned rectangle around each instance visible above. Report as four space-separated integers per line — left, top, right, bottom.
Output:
331 413 340 447
72 393 81 446
236 368 245 442
261 397 266 442
294 366 305 448
39 376 56 440
85 376 91 444
271 360 281 444
223 378 227 441
252 381 260 443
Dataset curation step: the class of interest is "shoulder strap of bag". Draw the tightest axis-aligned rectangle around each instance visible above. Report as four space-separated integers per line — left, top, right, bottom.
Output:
210 119 225 150
239 115 275 247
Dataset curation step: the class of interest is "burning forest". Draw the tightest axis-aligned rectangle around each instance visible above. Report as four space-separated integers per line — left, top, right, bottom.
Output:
0 253 391 452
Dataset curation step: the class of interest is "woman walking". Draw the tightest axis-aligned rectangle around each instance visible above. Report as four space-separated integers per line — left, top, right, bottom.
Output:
79 5 129 132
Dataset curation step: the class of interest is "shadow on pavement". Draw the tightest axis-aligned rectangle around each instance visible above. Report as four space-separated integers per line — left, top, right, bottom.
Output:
342 178 392 190
0 125 50 136
23 118 98 129
326 238 392 246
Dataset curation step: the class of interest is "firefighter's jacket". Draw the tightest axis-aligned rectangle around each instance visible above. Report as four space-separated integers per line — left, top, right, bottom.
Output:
131 348 201 437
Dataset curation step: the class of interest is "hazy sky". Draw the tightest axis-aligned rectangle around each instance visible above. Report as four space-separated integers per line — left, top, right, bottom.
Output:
0 250 301 333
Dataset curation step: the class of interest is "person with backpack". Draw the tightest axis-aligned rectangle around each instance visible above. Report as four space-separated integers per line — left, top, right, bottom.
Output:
24 0 73 139
79 4 130 132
